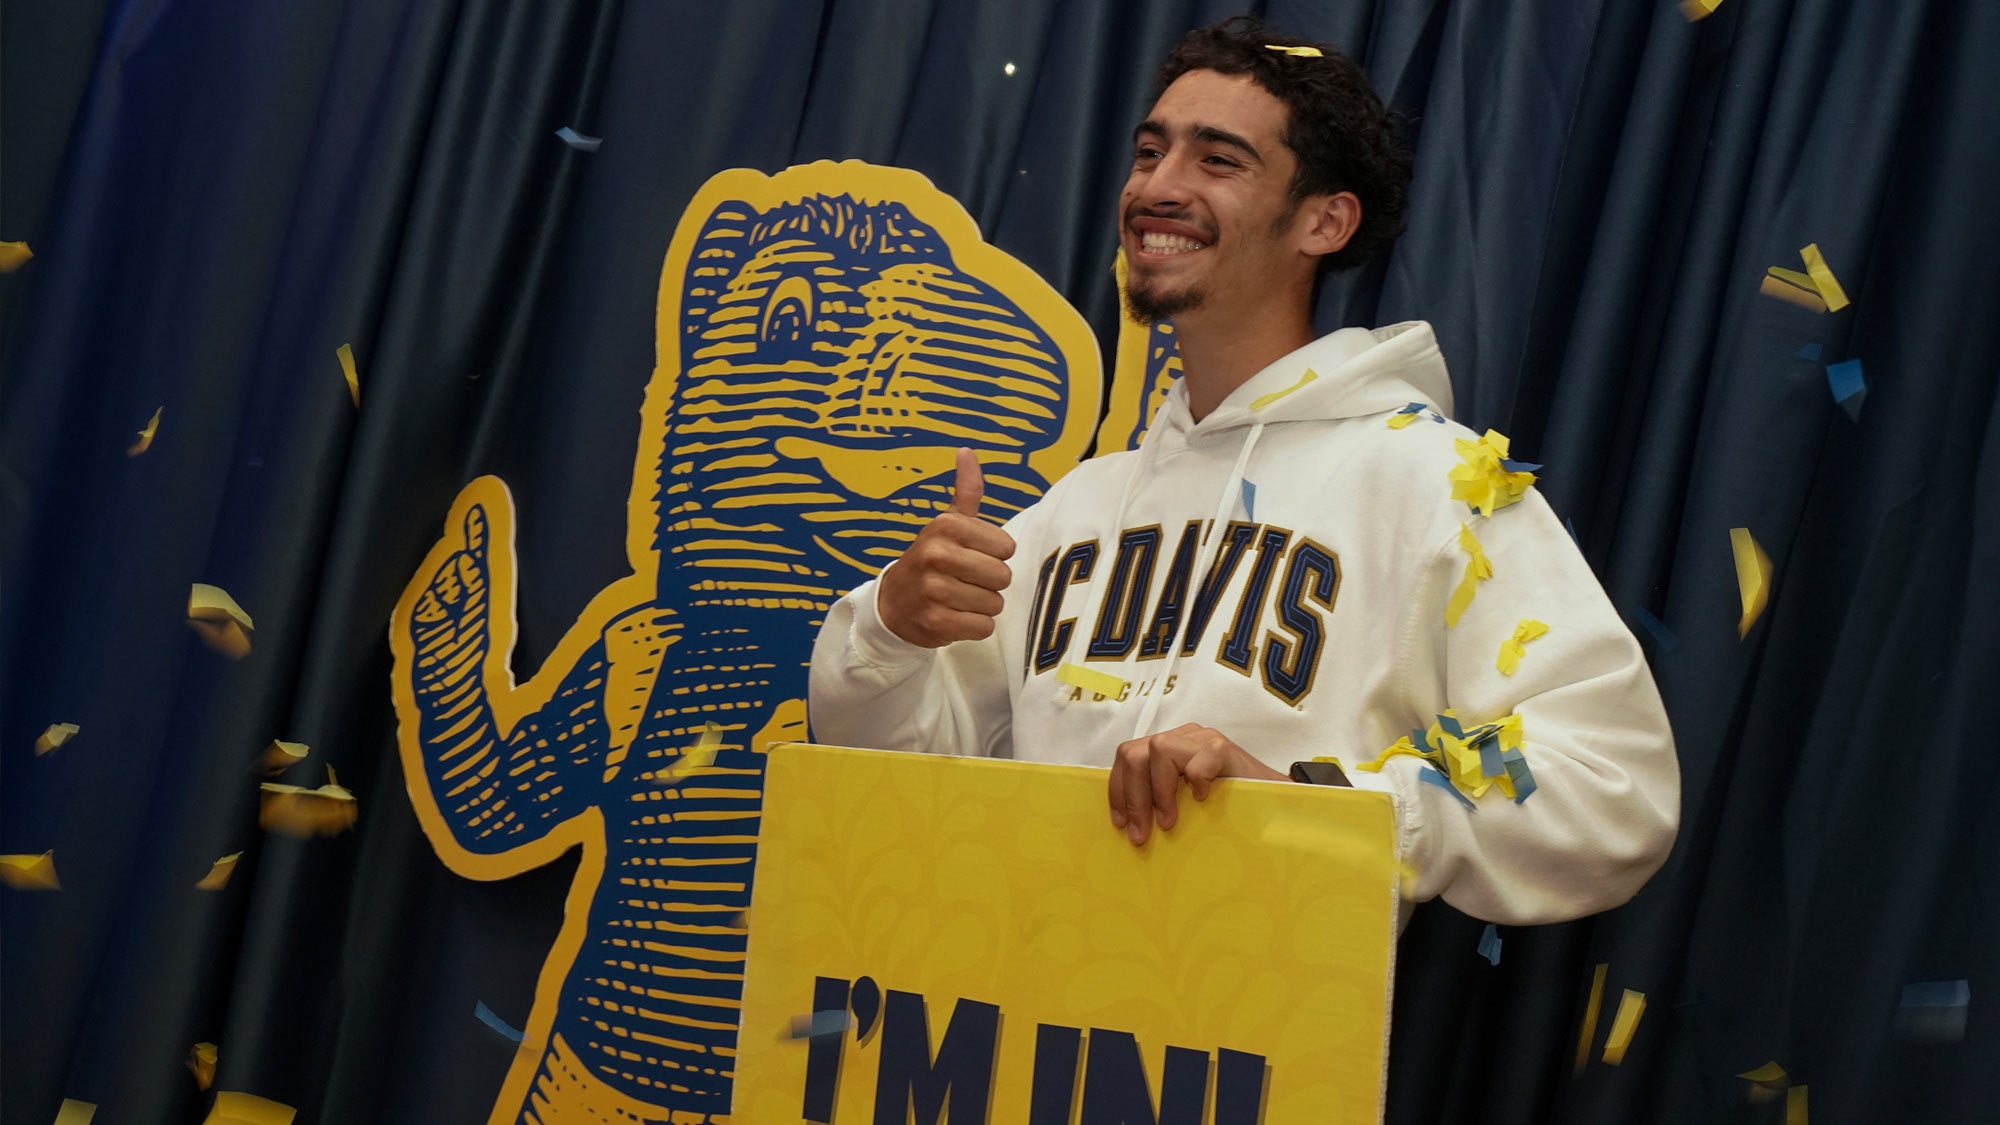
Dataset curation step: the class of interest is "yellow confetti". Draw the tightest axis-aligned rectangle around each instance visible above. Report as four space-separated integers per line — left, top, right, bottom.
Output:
1497 619 1549 675
1263 44 1323 57
54 1099 96 1125
1354 710 1530 802
126 407 164 457
35 722 81 755
1575 962 1608 1072
188 584 254 659
653 723 723 785
1249 367 1317 411
196 853 243 891
1386 411 1420 430
0 241 31 273
1766 266 1817 291
259 769 357 837
201 1091 297 1125
258 740 309 776
1799 243 1850 312
1759 274 1828 312
0 851 60 890
336 343 360 406
1730 527 1773 638
1445 523 1491 627
188 1042 219 1090
1601 988 1646 1065
1679 0 1726 19
1448 430 1538 516
1786 1085 1809 1125
1055 662 1127 698
1739 1060 1789 1103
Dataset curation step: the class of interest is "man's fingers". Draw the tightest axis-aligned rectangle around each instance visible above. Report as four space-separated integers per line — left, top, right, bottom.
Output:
1112 739 1154 845
1107 757 1129 829
1150 741 1183 830
949 447 985 517
935 513 1016 562
1183 747 1226 802
933 544 1014 592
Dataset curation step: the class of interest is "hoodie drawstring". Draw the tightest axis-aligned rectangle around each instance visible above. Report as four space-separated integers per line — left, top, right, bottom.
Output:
1127 420 1265 740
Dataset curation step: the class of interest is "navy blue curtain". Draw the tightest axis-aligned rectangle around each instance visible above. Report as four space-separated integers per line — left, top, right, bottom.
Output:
3 1 1993 1122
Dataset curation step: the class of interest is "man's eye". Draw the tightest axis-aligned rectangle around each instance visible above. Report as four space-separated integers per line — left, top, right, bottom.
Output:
1134 147 1163 161
1203 154 1239 168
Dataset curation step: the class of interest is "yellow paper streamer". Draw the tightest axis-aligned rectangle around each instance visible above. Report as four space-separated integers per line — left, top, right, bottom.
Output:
654 722 723 785
1575 962 1608 1072
258 740 309 776
336 343 360 406
1497 619 1549 675
1448 430 1538 516
1386 411 1420 430
1679 0 1726 19
0 241 32 273
1249 367 1317 411
1759 274 1827 312
196 853 242 891
188 1042 219 1090
188 584 255 659
127 407 164 457
1354 710 1529 802
259 769 357 837
1799 243 1850 312
201 1091 297 1125
1786 1085 1809 1125
54 1099 97 1125
1445 523 1491 627
1263 44 1324 57
0 851 60 890
35 722 80 755
1055 661 1127 698
1730 527 1773 638
1740 1060 1789 1103
1766 266 1816 291
1601 988 1647 1065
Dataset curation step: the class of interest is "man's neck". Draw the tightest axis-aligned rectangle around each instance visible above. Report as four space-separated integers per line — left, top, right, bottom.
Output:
1173 302 1318 422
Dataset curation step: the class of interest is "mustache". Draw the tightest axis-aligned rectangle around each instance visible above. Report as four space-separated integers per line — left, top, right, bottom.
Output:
1123 205 1216 241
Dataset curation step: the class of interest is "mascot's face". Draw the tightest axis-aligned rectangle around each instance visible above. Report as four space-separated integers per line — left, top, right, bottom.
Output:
638 168 1097 604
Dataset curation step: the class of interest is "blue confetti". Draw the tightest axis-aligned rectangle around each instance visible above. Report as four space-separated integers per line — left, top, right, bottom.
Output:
1240 479 1256 521
1431 412 1446 424
1894 980 1970 1043
1797 342 1823 362
474 1000 525 1042
1396 402 1425 415
1499 458 1543 473
1506 757 1538 803
1420 765 1477 809
1565 516 1580 546
1631 604 1679 654
1477 923 1502 966
1479 736 1505 778
1435 712 1466 739
1826 359 1866 420
555 126 602 152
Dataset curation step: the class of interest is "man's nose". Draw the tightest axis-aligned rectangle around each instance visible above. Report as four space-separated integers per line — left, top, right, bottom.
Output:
1131 153 1198 211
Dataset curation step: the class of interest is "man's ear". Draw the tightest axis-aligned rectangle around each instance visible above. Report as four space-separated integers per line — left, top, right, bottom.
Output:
1298 191 1362 259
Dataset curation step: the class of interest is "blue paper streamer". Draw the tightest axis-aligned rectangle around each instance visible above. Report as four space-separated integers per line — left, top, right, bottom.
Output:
474 1000 525 1042
1435 712 1466 739
1499 458 1543 473
1477 923 1502 966
790 1009 852 1039
1396 402 1425 415
1420 765 1477 809
1478 736 1506 778
1631 604 1679 654
555 126 602 152
1826 358 1866 420
1565 516 1580 546
1240 479 1256 521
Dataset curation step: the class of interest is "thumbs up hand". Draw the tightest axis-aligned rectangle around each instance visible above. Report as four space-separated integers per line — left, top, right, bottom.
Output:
877 448 1018 648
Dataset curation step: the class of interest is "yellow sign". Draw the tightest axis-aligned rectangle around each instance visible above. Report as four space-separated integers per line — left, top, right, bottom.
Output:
733 744 1398 1123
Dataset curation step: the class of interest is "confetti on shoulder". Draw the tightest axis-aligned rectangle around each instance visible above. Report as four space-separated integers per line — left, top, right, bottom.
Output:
1249 367 1317 411
1387 402 1427 429
1448 430 1538 516
1497 618 1549 675
1445 523 1492 627
36 722 81 755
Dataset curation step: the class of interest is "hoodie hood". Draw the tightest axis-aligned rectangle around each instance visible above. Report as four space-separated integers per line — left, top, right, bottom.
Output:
1163 320 1454 438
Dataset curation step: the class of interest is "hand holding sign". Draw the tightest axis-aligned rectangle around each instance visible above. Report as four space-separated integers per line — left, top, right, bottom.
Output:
1108 723 1289 845
877 448 1016 647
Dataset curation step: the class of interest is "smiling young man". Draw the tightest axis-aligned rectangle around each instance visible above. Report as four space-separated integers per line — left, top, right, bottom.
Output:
809 17 1679 927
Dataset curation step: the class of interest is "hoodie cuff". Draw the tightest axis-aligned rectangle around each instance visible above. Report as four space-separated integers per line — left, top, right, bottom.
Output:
844 565 934 671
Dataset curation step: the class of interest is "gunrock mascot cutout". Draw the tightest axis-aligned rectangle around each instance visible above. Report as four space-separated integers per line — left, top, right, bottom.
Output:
389 162 1103 1123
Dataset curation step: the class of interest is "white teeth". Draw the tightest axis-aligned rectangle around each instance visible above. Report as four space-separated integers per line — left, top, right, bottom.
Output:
1140 231 1205 254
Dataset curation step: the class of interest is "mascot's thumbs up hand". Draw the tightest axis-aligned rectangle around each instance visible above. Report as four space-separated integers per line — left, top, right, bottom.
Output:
877 448 1016 648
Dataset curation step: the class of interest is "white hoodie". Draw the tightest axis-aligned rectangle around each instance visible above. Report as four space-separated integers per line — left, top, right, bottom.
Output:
808 322 1678 926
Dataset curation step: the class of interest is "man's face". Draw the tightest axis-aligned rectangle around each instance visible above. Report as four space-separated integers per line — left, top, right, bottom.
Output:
1120 69 1307 325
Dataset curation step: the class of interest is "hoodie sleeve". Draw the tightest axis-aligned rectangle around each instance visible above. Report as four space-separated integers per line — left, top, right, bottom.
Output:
806 519 1035 760
1357 490 1680 925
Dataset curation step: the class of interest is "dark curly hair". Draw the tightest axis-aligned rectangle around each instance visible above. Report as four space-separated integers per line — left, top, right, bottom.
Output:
1159 16 1412 272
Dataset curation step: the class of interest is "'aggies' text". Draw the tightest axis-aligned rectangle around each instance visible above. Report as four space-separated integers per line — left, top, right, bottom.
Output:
1024 520 1341 705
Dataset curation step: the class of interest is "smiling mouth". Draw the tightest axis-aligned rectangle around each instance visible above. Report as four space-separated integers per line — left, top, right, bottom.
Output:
1137 230 1208 255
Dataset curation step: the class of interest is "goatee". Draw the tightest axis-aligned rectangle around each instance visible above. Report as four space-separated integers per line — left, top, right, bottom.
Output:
1123 280 1204 325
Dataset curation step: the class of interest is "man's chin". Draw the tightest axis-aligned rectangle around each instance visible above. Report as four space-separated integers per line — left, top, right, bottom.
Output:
1124 283 1203 326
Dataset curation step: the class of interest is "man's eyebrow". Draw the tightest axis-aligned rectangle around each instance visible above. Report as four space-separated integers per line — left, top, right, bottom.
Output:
1129 120 1264 164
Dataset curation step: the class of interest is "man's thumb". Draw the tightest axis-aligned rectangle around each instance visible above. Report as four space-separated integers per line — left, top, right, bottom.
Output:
949 448 985 516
